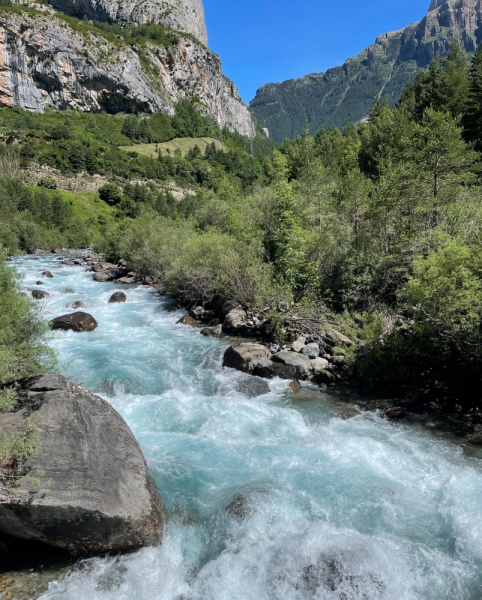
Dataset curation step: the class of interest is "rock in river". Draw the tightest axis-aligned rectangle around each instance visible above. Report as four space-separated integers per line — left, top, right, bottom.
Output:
109 291 127 304
223 343 271 374
41 271 54 278
49 312 98 332
0 373 164 555
32 290 49 300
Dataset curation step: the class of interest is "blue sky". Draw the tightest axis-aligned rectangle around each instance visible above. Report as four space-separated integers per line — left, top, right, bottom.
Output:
203 0 429 103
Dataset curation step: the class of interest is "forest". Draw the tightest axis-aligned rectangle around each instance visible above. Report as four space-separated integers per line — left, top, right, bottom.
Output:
2 42 482 403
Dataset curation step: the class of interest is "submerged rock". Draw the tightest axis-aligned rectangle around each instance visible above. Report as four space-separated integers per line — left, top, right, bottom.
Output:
252 358 298 380
109 291 127 304
41 271 54 278
32 290 49 300
69 301 85 309
49 312 98 332
201 324 223 337
385 407 408 420
0 374 164 556
177 314 197 325
235 376 270 398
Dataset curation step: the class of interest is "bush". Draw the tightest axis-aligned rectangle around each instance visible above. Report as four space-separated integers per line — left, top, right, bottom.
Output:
37 174 58 190
99 184 122 206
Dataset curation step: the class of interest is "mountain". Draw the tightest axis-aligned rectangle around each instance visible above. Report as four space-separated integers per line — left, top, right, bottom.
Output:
0 0 256 137
249 0 482 142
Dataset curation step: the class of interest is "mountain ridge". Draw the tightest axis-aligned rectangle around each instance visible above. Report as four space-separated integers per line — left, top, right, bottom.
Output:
250 0 482 141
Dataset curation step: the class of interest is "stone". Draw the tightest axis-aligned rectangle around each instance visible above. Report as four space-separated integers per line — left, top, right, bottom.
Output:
269 344 280 354
291 338 306 353
312 370 337 385
63 288 75 294
332 347 346 357
0 374 164 556
200 324 223 337
177 314 197 325
222 308 247 333
301 343 320 359
324 328 354 347
271 351 313 380
36 281 43 285
252 358 298 381
311 358 330 374
467 431 482 445
222 343 271 374
117 277 136 285
32 290 49 300
385 407 408 420
109 291 127 304
191 306 205 319
289 380 301 392
41 271 54 278
69 301 85 309
235 376 270 398
49 312 98 333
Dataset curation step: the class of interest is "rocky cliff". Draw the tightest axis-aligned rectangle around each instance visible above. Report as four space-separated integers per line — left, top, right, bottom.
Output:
250 0 482 141
0 2 256 137
47 0 208 46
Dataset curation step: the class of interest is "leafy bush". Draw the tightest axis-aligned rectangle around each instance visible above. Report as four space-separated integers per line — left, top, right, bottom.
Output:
37 174 58 189
99 184 122 206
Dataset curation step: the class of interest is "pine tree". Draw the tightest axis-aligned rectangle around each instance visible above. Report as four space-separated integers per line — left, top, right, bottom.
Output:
122 115 139 140
463 45 482 150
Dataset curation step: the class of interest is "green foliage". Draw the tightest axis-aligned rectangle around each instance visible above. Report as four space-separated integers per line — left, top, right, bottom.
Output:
37 174 58 189
0 248 55 383
99 183 122 206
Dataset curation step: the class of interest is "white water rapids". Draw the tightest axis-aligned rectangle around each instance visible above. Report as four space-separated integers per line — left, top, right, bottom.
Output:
10 253 482 600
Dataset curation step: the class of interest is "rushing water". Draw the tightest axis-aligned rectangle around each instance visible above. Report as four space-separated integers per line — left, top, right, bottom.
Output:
8 253 482 600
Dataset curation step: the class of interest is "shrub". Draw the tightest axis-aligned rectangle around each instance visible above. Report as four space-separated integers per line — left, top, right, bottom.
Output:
99 184 122 206
37 174 58 190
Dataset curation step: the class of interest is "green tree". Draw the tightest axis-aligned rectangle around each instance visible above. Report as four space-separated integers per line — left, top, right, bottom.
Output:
463 45 482 149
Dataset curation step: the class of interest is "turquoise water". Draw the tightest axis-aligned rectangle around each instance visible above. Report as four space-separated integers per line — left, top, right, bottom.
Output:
12 253 482 600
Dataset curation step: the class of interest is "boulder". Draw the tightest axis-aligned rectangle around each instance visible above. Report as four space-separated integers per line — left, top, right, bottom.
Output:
177 314 197 325
69 301 85 309
223 343 271 374
223 308 247 333
49 312 98 333
201 324 223 337
109 291 127 304
93 267 128 283
289 380 301 392
291 337 306 353
235 376 270 398
41 271 54 278
312 370 337 385
252 358 298 380
0 374 164 556
324 328 354 347
32 290 50 300
301 343 320 359
36 281 43 285
271 351 313 380
190 306 205 319
63 288 75 294
117 277 136 285
311 357 329 374
385 407 408 420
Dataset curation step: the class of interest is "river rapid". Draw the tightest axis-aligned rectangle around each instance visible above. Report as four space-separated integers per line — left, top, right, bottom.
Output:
8 252 482 600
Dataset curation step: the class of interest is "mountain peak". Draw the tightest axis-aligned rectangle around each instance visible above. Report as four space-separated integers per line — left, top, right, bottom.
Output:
250 0 482 141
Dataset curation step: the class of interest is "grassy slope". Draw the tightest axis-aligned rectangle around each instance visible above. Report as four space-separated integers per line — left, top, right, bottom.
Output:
121 137 224 158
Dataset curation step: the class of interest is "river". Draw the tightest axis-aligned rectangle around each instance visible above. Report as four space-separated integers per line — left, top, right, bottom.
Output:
8 252 482 600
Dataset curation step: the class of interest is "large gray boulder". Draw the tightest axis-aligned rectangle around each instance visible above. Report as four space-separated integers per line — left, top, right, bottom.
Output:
223 343 271 373
109 291 127 303
271 351 313 379
252 358 298 380
49 312 98 332
0 374 164 556
222 308 247 333
32 290 50 300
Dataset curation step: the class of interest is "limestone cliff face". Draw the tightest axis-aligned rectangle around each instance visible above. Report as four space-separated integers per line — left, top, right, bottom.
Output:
0 4 255 137
47 0 208 45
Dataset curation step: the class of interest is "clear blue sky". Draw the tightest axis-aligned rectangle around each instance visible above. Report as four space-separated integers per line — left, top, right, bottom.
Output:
203 0 429 103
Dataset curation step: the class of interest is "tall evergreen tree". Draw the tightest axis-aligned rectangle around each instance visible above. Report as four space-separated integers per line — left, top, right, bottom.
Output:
463 45 482 150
